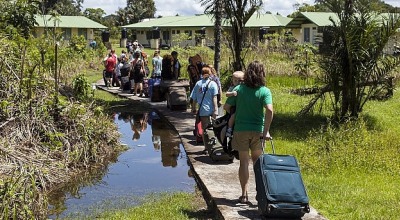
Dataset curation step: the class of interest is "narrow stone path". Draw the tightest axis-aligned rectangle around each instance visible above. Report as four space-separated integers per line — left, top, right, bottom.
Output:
96 83 327 220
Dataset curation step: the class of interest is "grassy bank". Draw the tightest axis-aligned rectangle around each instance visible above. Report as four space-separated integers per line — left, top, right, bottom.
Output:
0 34 126 219
80 191 215 220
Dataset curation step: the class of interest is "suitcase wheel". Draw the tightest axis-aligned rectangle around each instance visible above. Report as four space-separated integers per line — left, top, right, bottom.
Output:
267 204 273 213
304 205 310 213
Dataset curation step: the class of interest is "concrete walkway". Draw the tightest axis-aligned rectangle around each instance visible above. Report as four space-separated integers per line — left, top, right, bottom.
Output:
96 83 327 220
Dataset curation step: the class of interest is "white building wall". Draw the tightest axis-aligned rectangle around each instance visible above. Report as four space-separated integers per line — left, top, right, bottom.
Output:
34 27 95 46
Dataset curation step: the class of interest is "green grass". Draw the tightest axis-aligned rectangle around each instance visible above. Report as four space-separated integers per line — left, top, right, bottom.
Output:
83 49 400 220
71 192 212 220
270 77 400 219
305 171 400 220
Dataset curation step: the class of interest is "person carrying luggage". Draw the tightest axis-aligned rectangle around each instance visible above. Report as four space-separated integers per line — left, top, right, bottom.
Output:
104 52 116 87
208 65 223 109
152 51 162 78
119 57 131 91
190 66 219 144
223 61 273 204
130 51 146 96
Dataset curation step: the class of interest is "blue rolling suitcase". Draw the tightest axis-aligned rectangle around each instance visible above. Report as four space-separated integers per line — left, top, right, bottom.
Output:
254 139 310 218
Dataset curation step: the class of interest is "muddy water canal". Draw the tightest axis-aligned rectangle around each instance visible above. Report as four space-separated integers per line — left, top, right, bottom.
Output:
48 109 196 219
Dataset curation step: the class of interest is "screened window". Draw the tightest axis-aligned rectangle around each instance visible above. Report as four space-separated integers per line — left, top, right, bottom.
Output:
162 31 170 40
78 28 87 39
146 31 152 40
303 27 310 43
61 28 72 40
184 30 192 39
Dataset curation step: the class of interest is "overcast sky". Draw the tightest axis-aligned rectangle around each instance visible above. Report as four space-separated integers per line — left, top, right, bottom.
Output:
82 0 400 17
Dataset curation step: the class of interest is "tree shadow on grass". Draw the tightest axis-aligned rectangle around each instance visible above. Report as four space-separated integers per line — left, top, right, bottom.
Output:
273 112 382 142
272 113 328 141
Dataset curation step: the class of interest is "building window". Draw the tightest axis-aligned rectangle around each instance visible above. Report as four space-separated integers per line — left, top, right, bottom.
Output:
78 28 87 39
163 31 170 40
146 31 152 40
184 30 192 39
172 30 176 34
61 28 72 40
303 27 310 43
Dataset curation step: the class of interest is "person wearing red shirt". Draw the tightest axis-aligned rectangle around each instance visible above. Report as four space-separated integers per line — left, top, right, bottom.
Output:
105 52 116 87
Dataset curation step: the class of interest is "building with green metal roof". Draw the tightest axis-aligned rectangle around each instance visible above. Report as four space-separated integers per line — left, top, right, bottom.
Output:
34 15 107 45
286 12 399 55
121 13 291 49
285 12 338 45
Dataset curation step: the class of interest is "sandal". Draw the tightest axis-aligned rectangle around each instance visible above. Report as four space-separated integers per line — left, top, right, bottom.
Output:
238 195 248 204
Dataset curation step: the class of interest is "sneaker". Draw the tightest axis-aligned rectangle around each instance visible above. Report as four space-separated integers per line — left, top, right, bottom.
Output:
226 128 233 137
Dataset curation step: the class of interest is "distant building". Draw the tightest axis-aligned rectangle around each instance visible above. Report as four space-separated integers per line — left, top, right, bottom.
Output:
34 15 107 46
121 14 291 49
287 12 400 54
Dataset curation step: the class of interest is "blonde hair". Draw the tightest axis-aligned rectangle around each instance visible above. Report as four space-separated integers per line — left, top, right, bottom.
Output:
233 71 244 80
208 64 217 76
232 71 244 86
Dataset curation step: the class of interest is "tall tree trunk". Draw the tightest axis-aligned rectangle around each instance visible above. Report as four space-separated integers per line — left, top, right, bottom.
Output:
232 24 243 71
213 0 222 75
340 64 351 118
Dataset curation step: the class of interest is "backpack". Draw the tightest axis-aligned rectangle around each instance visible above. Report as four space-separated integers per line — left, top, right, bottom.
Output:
212 114 239 159
161 54 174 80
120 62 131 77
187 54 204 86
134 59 144 76
187 64 200 86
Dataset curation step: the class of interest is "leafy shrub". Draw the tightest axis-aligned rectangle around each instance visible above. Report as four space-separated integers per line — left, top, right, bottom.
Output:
72 74 92 101
0 169 47 220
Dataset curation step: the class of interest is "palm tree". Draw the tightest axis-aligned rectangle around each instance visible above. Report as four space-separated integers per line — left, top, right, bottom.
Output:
199 0 224 74
199 0 262 71
224 0 262 71
305 0 400 120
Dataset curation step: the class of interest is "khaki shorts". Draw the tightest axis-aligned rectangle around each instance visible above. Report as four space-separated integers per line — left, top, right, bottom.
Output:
232 131 263 152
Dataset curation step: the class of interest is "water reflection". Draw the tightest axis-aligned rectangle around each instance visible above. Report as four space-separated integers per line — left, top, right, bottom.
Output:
47 109 195 219
151 113 181 167
128 113 148 141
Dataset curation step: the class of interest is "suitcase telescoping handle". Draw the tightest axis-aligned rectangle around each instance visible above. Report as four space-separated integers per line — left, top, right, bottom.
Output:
261 137 275 154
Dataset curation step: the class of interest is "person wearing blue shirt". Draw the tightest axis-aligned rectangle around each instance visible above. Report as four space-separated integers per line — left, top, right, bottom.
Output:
190 66 219 132
151 51 163 78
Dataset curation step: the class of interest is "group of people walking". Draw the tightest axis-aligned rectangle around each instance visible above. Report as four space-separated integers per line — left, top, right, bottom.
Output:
103 43 148 97
106 48 274 204
190 60 273 204
103 43 182 98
